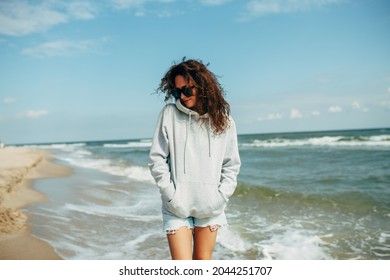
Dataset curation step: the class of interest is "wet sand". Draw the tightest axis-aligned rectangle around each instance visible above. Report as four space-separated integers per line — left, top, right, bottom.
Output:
0 147 70 259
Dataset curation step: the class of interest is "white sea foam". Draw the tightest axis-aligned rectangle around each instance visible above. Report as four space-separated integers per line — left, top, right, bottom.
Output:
64 203 160 221
64 230 161 259
103 141 152 148
378 232 390 243
259 229 332 260
60 154 154 184
24 143 86 151
124 233 156 248
217 227 252 252
240 135 390 148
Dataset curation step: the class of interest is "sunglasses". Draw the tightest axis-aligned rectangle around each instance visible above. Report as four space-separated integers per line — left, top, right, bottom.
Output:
171 86 195 99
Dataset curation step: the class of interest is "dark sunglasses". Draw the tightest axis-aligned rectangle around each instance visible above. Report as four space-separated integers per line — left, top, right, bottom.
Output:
171 86 195 99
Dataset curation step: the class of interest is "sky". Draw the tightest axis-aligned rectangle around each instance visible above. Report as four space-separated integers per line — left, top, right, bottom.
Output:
0 0 389 144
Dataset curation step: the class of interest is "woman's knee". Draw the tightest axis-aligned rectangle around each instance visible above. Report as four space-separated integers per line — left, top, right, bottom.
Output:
193 226 218 260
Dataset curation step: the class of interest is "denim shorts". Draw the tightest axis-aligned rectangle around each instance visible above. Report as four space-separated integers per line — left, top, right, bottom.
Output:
162 211 228 234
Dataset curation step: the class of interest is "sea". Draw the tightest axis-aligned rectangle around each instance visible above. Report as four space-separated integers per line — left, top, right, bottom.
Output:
23 128 390 260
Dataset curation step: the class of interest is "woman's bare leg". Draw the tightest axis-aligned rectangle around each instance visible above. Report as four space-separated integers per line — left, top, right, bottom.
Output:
193 226 218 260
166 226 193 260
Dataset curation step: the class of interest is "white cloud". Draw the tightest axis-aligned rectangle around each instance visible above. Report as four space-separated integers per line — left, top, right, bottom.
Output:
156 10 174 17
1 0 225 36
111 0 178 18
135 10 146 17
351 101 369 112
241 0 345 20
66 1 99 20
351 101 361 110
380 101 390 110
258 113 283 121
290 109 302 119
111 0 147 10
0 1 97 36
0 1 67 36
329 106 342 113
246 0 281 15
3 97 16 104
111 0 175 10
311 110 320 116
352 101 367 112
21 39 100 58
200 0 231 6
26 110 49 118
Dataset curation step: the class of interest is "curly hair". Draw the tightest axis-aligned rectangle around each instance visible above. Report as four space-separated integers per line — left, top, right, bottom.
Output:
158 58 231 134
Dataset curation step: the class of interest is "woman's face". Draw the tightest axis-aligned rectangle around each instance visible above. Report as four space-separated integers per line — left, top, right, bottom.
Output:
174 75 197 109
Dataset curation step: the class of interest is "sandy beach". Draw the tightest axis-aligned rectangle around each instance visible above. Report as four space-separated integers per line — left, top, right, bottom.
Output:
0 146 70 260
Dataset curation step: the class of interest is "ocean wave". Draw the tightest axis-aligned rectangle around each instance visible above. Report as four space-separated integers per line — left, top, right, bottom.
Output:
60 155 155 184
64 203 160 222
234 183 385 214
231 183 389 259
103 141 152 148
239 135 390 148
217 227 252 253
23 140 155 184
259 229 332 260
23 143 86 151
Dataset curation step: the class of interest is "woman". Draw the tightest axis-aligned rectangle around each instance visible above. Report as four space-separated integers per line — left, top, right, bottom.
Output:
149 58 240 260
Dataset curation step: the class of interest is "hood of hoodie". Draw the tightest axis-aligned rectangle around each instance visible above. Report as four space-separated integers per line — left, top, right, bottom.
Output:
148 101 241 219
175 99 209 119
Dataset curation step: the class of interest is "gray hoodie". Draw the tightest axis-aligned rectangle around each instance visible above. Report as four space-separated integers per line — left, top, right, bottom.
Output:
149 99 241 219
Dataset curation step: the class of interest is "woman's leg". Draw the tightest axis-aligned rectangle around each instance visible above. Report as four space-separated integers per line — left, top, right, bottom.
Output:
193 226 218 260
166 226 193 260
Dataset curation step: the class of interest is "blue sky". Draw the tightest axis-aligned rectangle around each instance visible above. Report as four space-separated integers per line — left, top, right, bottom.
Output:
1 0 389 144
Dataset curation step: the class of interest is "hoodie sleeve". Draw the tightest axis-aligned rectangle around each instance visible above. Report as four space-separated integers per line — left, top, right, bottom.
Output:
219 118 241 202
148 106 175 202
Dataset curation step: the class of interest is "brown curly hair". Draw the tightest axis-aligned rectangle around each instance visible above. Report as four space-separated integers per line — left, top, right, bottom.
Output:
158 58 231 134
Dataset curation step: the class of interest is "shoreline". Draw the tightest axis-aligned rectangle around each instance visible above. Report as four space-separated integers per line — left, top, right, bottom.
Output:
0 147 71 260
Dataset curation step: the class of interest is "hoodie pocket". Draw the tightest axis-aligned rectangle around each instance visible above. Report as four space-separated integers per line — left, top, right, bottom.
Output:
160 182 175 203
165 181 226 219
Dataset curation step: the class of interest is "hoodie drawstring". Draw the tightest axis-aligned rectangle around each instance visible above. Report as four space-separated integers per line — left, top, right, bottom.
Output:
183 112 212 174
183 112 191 174
207 118 211 157
177 98 211 174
